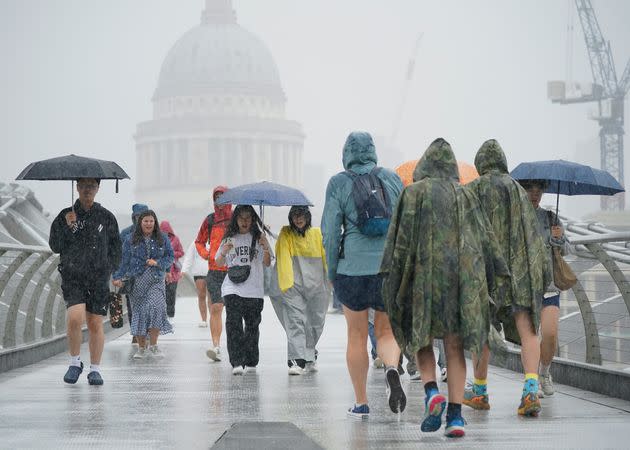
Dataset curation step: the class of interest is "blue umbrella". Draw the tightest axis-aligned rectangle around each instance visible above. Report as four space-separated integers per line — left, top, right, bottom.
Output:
216 181 313 207
510 159 624 222
216 181 313 226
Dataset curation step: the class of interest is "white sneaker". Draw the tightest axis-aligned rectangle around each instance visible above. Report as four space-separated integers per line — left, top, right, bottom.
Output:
232 366 244 375
243 366 257 374
373 357 385 369
149 345 164 359
133 347 146 359
288 360 305 375
305 361 318 372
198 321 208 328
206 346 221 362
540 373 554 396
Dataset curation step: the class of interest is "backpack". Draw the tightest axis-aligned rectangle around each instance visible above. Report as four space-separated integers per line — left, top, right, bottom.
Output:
342 167 392 236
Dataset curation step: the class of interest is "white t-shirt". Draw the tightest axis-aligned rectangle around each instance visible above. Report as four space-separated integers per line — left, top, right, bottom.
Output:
216 232 265 299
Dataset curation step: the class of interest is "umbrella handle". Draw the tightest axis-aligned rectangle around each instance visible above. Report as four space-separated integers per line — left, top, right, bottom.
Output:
554 181 560 226
71 180 75 213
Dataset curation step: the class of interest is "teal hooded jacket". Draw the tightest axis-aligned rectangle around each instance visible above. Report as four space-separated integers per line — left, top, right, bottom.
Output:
321 131 403 280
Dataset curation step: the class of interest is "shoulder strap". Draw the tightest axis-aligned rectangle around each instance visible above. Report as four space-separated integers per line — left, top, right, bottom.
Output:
342 170 358 180
207 213 215 240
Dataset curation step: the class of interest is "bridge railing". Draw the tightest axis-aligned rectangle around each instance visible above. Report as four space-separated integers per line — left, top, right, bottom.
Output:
0 243 65 351
560 222 630 368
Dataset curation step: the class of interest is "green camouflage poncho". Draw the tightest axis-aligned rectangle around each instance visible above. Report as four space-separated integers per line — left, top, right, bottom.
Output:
467 139 551 343
380 138 508 355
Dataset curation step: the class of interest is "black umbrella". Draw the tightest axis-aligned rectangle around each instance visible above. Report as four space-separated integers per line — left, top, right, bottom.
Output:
16 154 130 209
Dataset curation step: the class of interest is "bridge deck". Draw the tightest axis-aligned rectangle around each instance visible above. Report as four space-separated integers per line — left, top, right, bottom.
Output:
1 297 629 449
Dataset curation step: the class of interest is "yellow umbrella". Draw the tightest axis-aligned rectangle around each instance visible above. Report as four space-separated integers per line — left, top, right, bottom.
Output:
394 160 479 187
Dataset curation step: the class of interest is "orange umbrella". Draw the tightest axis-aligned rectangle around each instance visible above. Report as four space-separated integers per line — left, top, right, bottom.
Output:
394 160 479 187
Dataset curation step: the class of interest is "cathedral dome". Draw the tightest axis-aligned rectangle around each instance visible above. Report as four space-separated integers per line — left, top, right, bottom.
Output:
153 0 285 101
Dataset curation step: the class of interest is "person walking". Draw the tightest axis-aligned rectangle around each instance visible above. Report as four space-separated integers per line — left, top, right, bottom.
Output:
215 205 272 375
160 220 184 318
464 140 550 417
181 240 211 327
195 186 232 362
381 138 509 437
520 179 568 397
269 205 330 375
113 210 174 359
49 178 122 386
321 131 404 419
118 203 149 339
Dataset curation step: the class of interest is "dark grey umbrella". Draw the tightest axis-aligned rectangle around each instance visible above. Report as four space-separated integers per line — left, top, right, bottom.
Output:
16 154 130 209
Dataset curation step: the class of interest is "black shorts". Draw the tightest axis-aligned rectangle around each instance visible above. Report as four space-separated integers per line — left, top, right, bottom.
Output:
61 279 110 316
333 274 385 312
206 270 227 304
193 275 206 281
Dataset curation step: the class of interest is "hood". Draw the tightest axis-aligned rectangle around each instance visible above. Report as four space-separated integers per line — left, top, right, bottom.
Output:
131 203 149 221
160 220 175 236
213 185 232 223
474 139 509 176
413 138 460 182
342 131 377 171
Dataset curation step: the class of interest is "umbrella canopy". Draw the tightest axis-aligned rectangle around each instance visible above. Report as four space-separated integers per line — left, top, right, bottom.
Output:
395 159 479 187
510 159 624 196
16 154 130 181
216 181 313 207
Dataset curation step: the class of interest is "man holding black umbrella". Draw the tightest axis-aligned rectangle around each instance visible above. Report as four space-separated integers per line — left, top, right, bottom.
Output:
49 178 122 386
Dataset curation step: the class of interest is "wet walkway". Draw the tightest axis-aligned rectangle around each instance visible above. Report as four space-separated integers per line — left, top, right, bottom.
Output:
1 297 629 449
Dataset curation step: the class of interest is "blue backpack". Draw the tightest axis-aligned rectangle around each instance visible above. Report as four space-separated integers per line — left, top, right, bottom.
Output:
342 167 392 237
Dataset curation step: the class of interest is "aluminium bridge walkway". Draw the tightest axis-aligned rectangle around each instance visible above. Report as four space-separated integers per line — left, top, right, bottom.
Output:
1 297 629 450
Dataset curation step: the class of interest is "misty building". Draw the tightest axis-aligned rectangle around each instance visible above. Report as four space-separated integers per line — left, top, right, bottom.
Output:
134 0 304 241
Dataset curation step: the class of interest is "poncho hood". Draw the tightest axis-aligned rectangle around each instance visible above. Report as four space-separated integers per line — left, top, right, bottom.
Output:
413 138 460 182
342 131 377 172
474 139 509 176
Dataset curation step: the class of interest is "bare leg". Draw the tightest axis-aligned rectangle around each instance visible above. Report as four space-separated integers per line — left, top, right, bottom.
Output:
540 306 559 367
514 311 540 375
86 312 104 365
373 311 400 367
149 328 160 346
343 306 369 405
209 303 224 347
196 279 208 322
444 334 466 403
416 343 437 383
470 344 490 379
136 335 147 348
66 304 85 356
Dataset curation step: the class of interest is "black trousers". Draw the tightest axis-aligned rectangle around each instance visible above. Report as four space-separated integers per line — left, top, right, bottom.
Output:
224 295 264 368
166 282 178 317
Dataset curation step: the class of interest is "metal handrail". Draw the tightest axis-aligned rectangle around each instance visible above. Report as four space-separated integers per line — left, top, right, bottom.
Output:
0 243 63 350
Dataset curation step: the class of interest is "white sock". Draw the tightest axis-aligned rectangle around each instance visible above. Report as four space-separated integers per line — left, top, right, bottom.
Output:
539 363 551 376
89 364 100 374
70 355 81 367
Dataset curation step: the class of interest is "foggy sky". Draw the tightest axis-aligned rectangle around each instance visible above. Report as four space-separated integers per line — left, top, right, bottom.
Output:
1 0 630 220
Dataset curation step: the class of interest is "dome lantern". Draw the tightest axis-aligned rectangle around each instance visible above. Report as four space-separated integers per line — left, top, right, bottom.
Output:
201 0 237 25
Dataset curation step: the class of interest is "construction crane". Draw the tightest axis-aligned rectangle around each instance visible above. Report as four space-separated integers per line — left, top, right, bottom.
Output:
548 0 630 210
390 32 423 146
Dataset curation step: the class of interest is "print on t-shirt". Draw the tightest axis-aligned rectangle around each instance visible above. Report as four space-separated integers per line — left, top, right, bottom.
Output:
232 244 251 266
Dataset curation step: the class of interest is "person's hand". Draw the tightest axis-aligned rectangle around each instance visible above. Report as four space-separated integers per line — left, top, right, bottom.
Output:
65 211 77 227
112 279 123 288
221 241 234 256
259 235 270 252
551 225 562 239
146 258 157 267
165 272 173 283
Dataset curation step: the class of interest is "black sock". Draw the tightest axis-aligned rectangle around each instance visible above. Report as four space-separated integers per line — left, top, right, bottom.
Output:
424 381 438 396
446 402 462 420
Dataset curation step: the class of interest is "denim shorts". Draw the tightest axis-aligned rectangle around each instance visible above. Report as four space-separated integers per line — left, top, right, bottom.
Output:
333 274 385 312
542 293 560 308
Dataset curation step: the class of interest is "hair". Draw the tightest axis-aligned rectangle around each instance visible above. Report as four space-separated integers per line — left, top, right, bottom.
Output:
132 209 163 245
519 179 548 191
223 205 269 255
288 205 312 237
76 178 101 185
